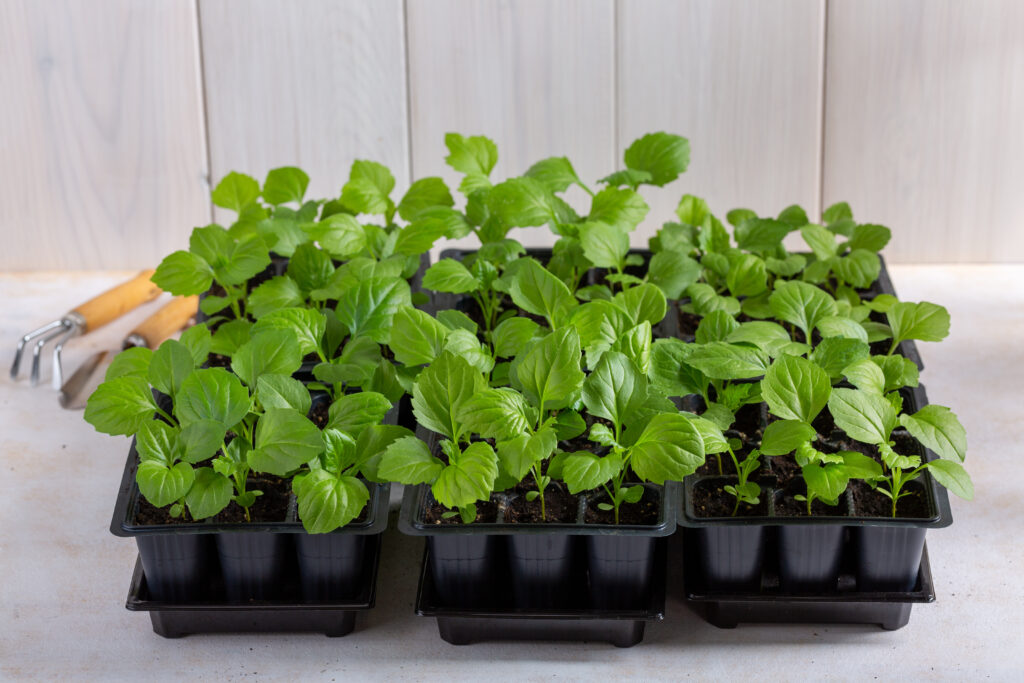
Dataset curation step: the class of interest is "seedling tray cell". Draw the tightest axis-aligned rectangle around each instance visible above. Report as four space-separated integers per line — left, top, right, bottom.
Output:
683 535 935 631
415 539 667 648
125 534 382 638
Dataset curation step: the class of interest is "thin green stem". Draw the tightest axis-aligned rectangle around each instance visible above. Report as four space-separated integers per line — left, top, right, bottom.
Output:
154 405 177 426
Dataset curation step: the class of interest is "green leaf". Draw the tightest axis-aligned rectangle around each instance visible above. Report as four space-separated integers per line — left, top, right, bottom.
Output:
327 392 392 436
390 306 449 367
579 221 628 269
810 337 869 379
769 281 838 339
563 451 622 494
286 242 334 294
497 428 557 481
335 277 412 344
588 187 649 230
256 374 311 414
136 461 195 509
842 358 886 394
685 283 740 317
442 328 494 374
146 339 195 399
839 451 884 480
231 329 303 388
252 307 326 358
761 354 832 423
726 208 757 227
514 326 585 413
493 317 541 358
647 250 701 299
508 258 576 327
262 166 309 206
393 217 448 256
178 419 226 464
306 213 367 260
422 258 479 294
411 352 484 440
726 321 792 356
623 132 690 186
444 133 498 177
398 177 454 221
84 376 157 436
887 301 951 345
598 169 653 188
582 351 648 430
488 177 557 227
685 342 770 380
433 441 498 509
816 315 869 343
675 194 710 225
378 436 444 484
778 204 809 227
833 249 881 288
848 224 891 253
761 419 816 456
177 323 211 368
650 339 704 398
152 250 213 296
871 355 920 392
802 463 850 504
553 410 587 440
695 310 740 344
341 160 395 216
726 253 768 297
828 387 896 445
765 253 807 277
735 218 791 254
926 459 973 500
800 224 838 260
212 171 260 212
823 201 853 224
459 388 532 441
176 368 250 428
136 420 182 466
614 282 668 326
184 467 232 519
105 346 153 381
250 408 324 476
900 405 967 462
525 156 582 193
630 413 705 484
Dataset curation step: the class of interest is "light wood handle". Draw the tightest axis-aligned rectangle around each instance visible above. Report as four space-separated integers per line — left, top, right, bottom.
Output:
128 296 199 348
70 269 161 332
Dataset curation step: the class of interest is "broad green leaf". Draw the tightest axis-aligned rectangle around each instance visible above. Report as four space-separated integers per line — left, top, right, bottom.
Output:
778 204 809 227
209 319 251 357
926 459 973 500
287 242 334 294
262 166 309 206
442 328 494 374
508 258 576 327
588 187 649 230
847 224 891 253
801 224 838 260
525 156 582 193
761 419 816 456
623 132 690 186
833 249 880 288
828 387 896 445
695 310 740 344
178 419 227 464
647 250 701 299
816 315 869 343
735 218 791 254
842 358 886 394
887 301 951 344
563 451 622 494
726 253 768 297
810 337 869 379
839 450 884 480
761 354 831 423
327 392 392 436
769 280 838 339
444 133 498 177
136 420 182 466
341 160 395 216
514 326 585 412
458 388 531 441
493 317 541 358
580 221 628 269
335 277 412 344
488 177 557 227
630 413 705 484
613 321 653 375
211 171 260 212
726 321 792 356
256 374 311 414
685 283 740 317
900 405 967 463
582 351 648 430
650 338 705 398
246 276 304 319
147 339 195 398
871 354 920 392
437 309 477 334
105 346 153 381
422 258 479 293
823 201 853 224
295 470 370 533
393 218 448 256
252 307 326 358
802 463 850 504
378 436 444 484
84 376 157 436
152 250 213 296
433 441 498 508
389 306 449 366
675 194 710 225
497 428 557 481
411 352 484 440
726 208 757 227
307 213 367 259
185 467 233 519
176 368 250 428
136 461 194 509
614 282 668 326
176 324 210 368
397 177 454 221
685 342 770 380
598 168 653 188
231 329 303 388
765 253 807 277
250 408 324 476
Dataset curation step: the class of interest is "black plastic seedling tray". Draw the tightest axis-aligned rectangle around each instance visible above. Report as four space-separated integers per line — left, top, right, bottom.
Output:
415 538 667 647
683 535 935 631
125 534 382 638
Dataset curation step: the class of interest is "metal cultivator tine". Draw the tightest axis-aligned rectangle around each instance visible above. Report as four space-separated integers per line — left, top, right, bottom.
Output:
10 319 66 381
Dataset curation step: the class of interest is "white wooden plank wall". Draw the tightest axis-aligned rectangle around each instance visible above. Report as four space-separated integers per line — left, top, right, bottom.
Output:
823 0 1024 263
1 0 1022 268
0 0 211 270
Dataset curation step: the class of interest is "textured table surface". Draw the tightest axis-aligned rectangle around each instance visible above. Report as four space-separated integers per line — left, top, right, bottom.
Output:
1 266 1021 681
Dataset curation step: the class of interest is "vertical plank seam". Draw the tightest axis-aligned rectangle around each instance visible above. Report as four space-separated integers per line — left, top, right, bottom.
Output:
816 0 829 221
401 0 414 187
192 0 214 224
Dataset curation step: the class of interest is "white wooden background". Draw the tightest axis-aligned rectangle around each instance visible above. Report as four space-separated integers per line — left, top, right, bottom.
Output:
1 0 1021 269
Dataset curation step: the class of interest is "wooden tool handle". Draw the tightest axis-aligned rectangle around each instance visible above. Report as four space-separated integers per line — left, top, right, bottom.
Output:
127 295 199 348
70 270 161 332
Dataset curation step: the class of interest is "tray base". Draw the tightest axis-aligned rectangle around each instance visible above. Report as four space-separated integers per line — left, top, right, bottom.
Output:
415 538 667 647
125 535 381 638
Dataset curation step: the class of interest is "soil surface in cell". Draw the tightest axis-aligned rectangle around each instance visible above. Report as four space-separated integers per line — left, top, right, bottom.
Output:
850 480 931 519
692 479 768 518
212 475 292 523
424 497 500 525
584 494 659 525
505 479 580 523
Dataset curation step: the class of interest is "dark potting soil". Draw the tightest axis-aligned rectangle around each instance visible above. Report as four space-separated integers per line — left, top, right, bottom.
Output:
309 399 329 428
767 455 803 488
584 494 659 525
207 352 231 369
134 496 197 526
676 307 703 337
559 414 614 454
424 497 500 525
696 452 739 476
211 475 292 523
692 479 768 518
774 491 848 517
850 480 931 519
504 481 580 523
